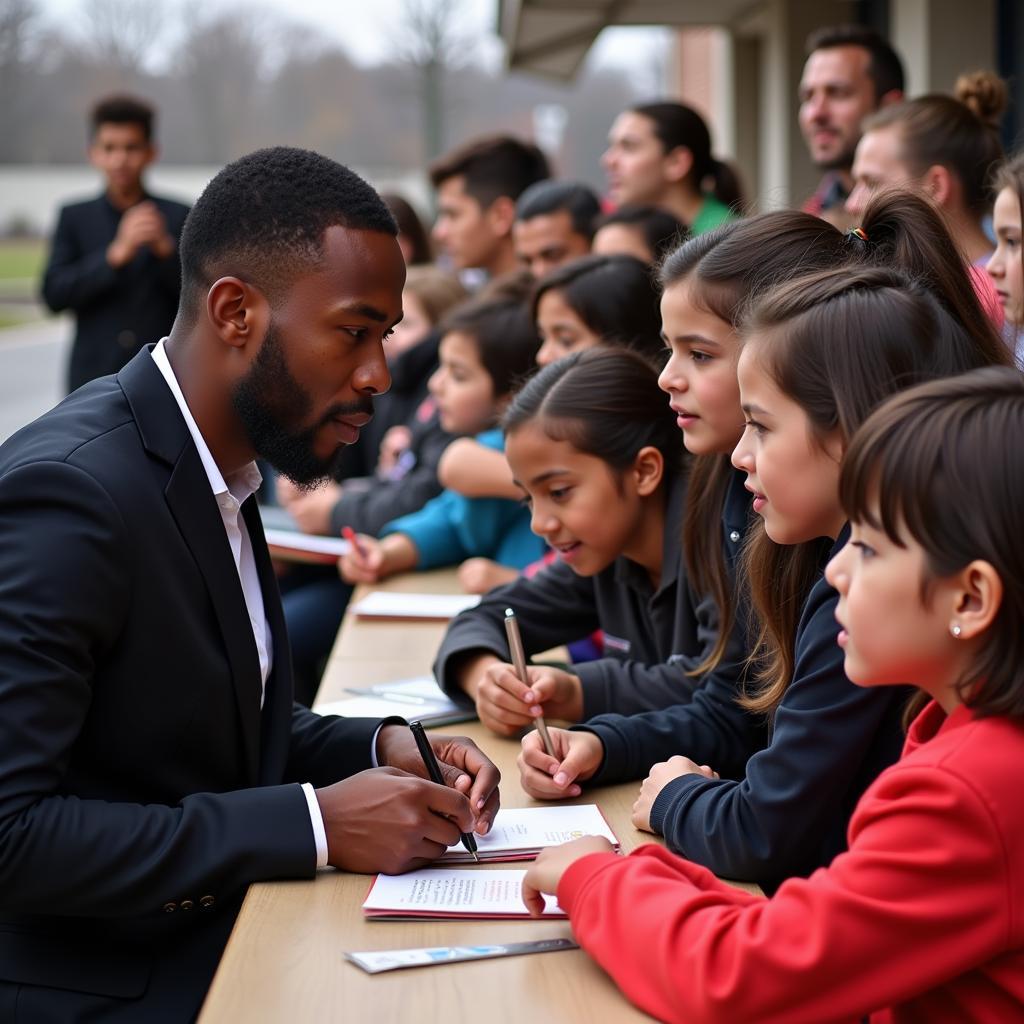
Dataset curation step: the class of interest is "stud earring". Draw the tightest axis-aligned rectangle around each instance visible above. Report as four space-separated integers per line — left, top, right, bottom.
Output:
951 623 962 638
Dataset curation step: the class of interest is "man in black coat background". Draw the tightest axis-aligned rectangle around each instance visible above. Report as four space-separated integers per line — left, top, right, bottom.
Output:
41 94 190 392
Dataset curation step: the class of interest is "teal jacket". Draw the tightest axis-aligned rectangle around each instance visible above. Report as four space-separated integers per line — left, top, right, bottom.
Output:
380 429 545 571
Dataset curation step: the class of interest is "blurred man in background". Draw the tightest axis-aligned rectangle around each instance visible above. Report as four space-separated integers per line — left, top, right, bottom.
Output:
42 95 190 392
513 180 599 279
798 25 904 226
430 134 549 283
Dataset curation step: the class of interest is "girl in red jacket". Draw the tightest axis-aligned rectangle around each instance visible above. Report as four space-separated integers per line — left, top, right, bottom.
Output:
522 366 1024 1024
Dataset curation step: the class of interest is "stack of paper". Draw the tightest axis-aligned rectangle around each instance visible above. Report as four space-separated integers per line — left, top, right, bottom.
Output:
363 869 563 920
351 591 481 620
440 805 618 864
314 677 474 727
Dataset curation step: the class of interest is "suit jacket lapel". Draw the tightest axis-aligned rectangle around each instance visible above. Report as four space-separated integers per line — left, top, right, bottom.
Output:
119 349 263 784
243 496 295 785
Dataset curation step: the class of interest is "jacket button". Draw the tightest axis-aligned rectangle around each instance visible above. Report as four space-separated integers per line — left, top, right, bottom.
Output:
200 895 215 909
729 530 741 543
180 899 194 911
162 901 177 913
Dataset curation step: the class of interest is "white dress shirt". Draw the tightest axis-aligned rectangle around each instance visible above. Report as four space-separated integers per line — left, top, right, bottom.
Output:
151 340 328 867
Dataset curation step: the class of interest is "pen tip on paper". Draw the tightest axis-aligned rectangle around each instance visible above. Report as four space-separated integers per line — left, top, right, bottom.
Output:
472 850 480 863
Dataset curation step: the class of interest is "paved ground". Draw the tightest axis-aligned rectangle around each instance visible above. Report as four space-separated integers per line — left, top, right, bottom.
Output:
0 317 70 444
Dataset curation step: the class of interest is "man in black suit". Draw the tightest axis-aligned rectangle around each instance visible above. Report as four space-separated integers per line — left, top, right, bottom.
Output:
0 147 500 1022
41 95 191 392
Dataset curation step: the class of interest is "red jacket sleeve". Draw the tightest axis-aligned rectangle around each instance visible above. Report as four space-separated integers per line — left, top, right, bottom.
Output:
558 763 1016 1024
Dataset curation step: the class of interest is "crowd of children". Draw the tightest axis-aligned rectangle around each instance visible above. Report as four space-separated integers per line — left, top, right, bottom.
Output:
269 47 1024 1023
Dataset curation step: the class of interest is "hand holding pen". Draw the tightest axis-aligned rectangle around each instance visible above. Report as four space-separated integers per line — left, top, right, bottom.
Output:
410 721 480 861
504 608 555 756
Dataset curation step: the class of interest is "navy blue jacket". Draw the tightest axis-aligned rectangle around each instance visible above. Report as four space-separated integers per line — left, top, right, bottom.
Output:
581 525 910 891
42 191 189 391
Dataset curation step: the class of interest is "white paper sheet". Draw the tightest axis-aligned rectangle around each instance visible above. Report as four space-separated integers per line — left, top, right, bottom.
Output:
351 591 481 620
363 869 562 918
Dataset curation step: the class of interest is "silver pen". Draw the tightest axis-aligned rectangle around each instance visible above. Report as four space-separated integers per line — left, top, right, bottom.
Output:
504 608 555 756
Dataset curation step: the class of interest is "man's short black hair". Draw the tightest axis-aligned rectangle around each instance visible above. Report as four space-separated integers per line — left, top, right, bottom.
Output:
90 94 155 142
429 135 550 209
515 180 601 240
178 146 397 322
805 24 905 101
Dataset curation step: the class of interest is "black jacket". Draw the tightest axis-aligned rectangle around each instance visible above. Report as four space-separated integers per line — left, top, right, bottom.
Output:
435 474 711 717
0 349 384 1020
41 191 190 391
580 525 909 891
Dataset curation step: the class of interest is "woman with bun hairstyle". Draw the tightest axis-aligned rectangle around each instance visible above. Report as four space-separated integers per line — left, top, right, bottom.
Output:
847 71 1007 266
602 102 742 235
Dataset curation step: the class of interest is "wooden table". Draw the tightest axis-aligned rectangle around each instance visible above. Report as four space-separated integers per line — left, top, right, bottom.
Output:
200 569 761 1023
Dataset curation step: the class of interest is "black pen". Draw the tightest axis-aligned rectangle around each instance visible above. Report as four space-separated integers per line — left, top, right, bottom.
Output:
409 720 480 863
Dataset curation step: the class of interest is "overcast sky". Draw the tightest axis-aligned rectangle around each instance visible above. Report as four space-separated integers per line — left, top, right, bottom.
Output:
35 0 669 84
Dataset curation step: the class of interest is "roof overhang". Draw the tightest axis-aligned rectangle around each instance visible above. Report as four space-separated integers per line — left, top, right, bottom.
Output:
497 0 755 81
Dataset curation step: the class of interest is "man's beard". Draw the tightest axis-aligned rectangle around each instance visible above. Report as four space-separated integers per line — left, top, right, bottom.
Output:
231 322 373 490
815 137 859 173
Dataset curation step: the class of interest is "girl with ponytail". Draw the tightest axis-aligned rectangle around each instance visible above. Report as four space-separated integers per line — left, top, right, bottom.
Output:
519 190 1009 891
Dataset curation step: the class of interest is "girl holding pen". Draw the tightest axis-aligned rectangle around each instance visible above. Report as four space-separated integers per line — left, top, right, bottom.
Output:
519 193 1009 890
434 346 699 734
522 368 1024 1024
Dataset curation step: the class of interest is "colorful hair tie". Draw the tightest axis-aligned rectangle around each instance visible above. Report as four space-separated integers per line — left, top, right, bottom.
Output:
847 226 869 242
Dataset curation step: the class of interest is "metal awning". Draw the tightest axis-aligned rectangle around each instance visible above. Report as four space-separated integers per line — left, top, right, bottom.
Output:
497 0 753 81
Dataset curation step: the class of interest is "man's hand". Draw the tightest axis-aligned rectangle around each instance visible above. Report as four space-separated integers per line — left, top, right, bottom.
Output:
473 661 583 736
107 201 174 267
517 727 603 800
278 478 342 536
315 767 475 874
376 724 501 834
631 756 719 833
521 836 616 917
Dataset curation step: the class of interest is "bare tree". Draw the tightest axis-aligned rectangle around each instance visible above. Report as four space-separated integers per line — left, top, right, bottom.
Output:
76 0 165 78
0 0 39 159
393 0 474 166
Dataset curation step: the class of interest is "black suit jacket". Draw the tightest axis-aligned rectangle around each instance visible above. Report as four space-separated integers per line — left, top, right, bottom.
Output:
41 192 190 392
0 349 385 1021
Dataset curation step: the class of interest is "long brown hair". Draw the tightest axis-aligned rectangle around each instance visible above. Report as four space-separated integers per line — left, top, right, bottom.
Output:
841 366 1024 721
739 266 1010 715
658 187 1006 676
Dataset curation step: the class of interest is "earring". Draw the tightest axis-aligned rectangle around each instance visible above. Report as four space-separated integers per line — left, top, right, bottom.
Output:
951 623 962 638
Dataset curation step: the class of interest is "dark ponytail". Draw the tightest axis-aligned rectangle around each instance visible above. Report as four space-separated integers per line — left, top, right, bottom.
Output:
503 346 685 482
739 265 1009 714
657 187 1009 677
633 101 744 211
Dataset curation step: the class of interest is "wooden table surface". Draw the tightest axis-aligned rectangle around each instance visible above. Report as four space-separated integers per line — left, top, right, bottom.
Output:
199 569 761 1023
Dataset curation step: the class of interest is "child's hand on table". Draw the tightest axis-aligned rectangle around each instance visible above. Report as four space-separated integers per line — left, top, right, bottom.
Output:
521 836 617 917
631 756 719 832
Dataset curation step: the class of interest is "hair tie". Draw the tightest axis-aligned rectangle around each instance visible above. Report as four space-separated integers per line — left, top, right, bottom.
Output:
847 226 869 242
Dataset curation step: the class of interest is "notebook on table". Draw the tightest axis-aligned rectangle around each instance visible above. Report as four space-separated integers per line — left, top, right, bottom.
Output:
362 869 563 921
314 677 474 727
350 591 481 620
439 805 618 864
